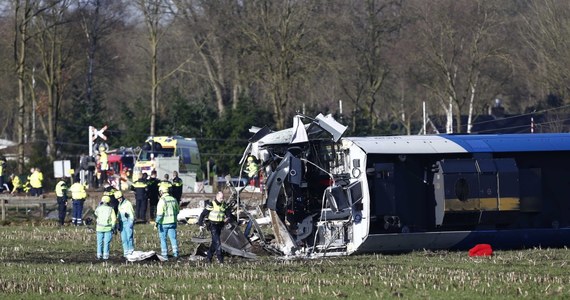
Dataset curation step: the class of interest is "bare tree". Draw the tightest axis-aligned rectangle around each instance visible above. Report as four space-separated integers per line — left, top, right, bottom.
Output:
173 0 244 116
520 0 570 100
30 0 79 160
411 0 511 133
240 0 321 129
336 0 402 133
12 0 57 172
134 0 192 135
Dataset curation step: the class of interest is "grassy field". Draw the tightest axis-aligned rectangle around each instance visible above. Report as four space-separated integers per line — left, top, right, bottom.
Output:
1 220 570 299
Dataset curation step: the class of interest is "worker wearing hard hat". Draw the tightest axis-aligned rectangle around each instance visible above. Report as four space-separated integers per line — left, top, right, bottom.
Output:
94 195 117 260
115 190 135 257
155 185 180 260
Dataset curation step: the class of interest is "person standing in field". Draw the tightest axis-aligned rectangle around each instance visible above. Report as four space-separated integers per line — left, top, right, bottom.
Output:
95 195 116 260
55 178 68 226
171 171 183 204
69 175 87 226
197 191 232 264
147 170 160 222
131 173 148 223
115 190 135 257
155 185 180 260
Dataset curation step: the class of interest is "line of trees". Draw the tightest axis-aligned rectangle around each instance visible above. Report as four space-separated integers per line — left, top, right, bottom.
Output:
2 0 570 177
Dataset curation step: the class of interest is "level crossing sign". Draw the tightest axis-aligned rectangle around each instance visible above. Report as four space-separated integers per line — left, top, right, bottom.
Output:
91 126 107 141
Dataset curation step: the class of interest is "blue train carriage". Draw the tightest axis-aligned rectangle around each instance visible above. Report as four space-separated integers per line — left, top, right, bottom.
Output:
345 133 570 254
245 114 570 256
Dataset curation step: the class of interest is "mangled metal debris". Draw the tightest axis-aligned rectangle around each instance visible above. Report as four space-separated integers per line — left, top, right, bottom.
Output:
189 114 357 259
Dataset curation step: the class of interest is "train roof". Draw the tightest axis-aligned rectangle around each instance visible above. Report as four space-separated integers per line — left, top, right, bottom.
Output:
345 133 570 154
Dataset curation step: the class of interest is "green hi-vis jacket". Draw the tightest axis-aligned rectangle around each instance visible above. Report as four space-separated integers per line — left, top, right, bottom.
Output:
156 195 179 225
95 204 116 232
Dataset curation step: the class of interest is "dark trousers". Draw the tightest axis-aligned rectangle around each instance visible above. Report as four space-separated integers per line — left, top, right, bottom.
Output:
208 222 224 263
135 197 147 221
72 200 84 225
149 204 157 220
31 187 43 196
172 190 182 204
57 196 67 225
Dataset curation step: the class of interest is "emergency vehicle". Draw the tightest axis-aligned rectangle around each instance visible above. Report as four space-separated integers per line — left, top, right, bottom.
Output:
132 136 201 192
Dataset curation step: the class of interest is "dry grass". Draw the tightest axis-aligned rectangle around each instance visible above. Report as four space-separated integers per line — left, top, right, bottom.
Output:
1 221 570 299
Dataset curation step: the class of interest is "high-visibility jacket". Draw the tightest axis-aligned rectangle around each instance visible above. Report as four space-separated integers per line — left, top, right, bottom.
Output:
55 180 68 198
99 152 108 171
246 161 259 178
156 195 179 225
29 171 43 188
118 199 135 222
69 182 87 200
207 200 228 223
130 178 147 200
0 162 3 177
172 177 183 188
95 204 116 232
11 176 21 193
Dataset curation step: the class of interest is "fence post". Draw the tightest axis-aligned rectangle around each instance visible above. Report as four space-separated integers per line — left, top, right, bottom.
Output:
40 203 46 218
1 199 5 221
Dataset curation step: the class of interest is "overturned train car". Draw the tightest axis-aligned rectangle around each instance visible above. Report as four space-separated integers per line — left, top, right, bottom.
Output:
243 114 570 256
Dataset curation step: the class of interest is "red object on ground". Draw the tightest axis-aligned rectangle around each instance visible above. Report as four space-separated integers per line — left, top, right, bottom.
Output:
469 244 493 257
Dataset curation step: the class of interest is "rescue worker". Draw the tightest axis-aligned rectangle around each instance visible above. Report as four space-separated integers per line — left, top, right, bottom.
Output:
171 171 183 204
103 183 119 215
10 174 22 194
94 195 116 260
55 178 68 226
29 167 44 196
155 185 180 260
147 170 160 221
197 191 232 264
115 190 135 257
10 174 23 195
99 145 109 186
69 175 87 226
244 156 259 187
131 173 148 222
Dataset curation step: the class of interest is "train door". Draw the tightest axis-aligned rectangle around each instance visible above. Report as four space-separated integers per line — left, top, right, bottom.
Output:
370 163 399 233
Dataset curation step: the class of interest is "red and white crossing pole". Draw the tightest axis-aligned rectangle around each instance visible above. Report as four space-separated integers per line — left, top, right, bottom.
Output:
530 117 534 133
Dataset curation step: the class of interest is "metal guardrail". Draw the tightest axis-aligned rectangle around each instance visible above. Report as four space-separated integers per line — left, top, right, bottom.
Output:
0 196 56 221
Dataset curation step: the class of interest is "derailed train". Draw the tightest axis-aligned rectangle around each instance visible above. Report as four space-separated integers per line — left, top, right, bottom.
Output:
236 114 570 256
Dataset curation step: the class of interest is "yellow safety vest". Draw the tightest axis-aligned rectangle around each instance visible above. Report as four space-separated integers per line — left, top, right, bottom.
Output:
29 171 43 188
118 199 135 221
208 201 227 223
55 181 67 197
100 152 108 171
69 183 87 200
156 195 179 224
11 176 21 193
246 162 259 178
95 204 116 232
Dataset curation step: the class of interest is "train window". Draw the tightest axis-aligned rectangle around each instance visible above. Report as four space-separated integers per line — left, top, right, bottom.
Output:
454 177 470 201
179 147 191 164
